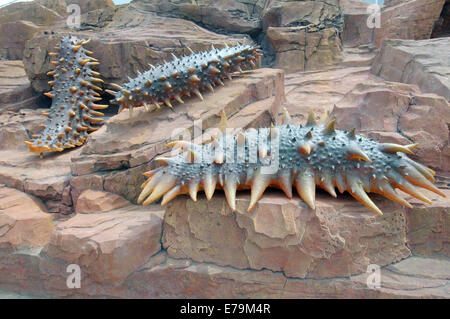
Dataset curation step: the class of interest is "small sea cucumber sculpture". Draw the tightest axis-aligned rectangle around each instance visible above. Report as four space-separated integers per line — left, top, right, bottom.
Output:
138 109 445 215
106 44 263 114
25 35 107 155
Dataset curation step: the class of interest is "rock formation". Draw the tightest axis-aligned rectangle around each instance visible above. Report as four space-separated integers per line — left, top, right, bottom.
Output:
0 0 448 299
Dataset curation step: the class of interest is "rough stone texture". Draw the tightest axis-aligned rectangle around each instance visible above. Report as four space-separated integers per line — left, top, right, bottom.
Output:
0 1 63 26
331 81 450 173
340 0 373 47
266 26 342 72
405 189 450 257
75 190 130 213
133 0 264 34
0 61 37 112
69 0 115 14
163 192 411 279
0 185 53 249
0 21 41 60
43 205 164 283
371 38 450 101
374 0 446 47
262 0 342 30
23 2 252 93
70 68 285 203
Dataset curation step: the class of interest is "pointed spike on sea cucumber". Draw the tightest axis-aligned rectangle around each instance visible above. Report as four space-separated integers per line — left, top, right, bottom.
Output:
281 107 291 125
376 179 413 208
224 176 237 211
320 110 329 124
379 143 414 155
105 89 116 96
219 110 229 133
248 172 271 212
298 142 312 155
154 157 172 166
347 175 383 216
44 92 53 99
406 143 419 152
278 171 293 198
320 174 337 198
189 180 200 202
401 165 446 197
388 174 432 204
189 74 201 83
306 110 317 126
348 128 356 139
295 170 316 210
175 95 184 104
347 143 372 162
207 83 214 93
194 89 203 100
187 47 194 54
203 174 217 200
161 185 182 206
142 175 177 206
406 159 435 182
185 149 198 163
323 119 336 134
164 99 173 108
72 45 81 52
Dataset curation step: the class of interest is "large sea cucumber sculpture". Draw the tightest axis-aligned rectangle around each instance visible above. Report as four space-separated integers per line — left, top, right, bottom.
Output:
138 109 445 215
106 44 263 114
25 35 107 155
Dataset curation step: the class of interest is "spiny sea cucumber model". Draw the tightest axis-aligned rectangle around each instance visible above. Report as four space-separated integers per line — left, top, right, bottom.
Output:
138 108 445 215
106 44 263 115
25 35 107 156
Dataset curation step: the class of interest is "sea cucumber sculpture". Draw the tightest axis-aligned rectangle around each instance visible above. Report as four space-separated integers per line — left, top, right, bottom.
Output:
106 44 263 114
138 109 445 215
25 35 107 155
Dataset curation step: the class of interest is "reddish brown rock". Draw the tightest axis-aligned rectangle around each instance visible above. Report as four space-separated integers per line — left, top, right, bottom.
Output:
0 1 63 26
0 185 53 249
371 38 450 101
266 26 343 72
43 205 164 283
75 190 130 213
0 21 41 60
374 0 445 47
405 189 450 257
163 191 411 279
0 61 37 112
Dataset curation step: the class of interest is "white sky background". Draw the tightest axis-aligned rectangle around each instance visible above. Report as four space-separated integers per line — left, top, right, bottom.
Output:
0 0 133 7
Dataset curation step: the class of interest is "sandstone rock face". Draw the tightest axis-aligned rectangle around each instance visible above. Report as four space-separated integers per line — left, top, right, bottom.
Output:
23 3 252 93
340 0 373 47
0 61 37 112
0 21 41 60
262 0 342 30
0 2 63 26
374 0 445 47
0 185 53 249
331 81 450 172
43 205 164 284
70 68 285 203
68 0 114 14
133 0 263 34
371 38 450 101
75 190 130 213
266 26 342 72
405 189 450 257
163 192 411 279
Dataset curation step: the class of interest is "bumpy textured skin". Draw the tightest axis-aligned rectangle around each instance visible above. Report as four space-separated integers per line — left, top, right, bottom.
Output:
138 110 445 215
25 35 107 154
108 44 263 113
